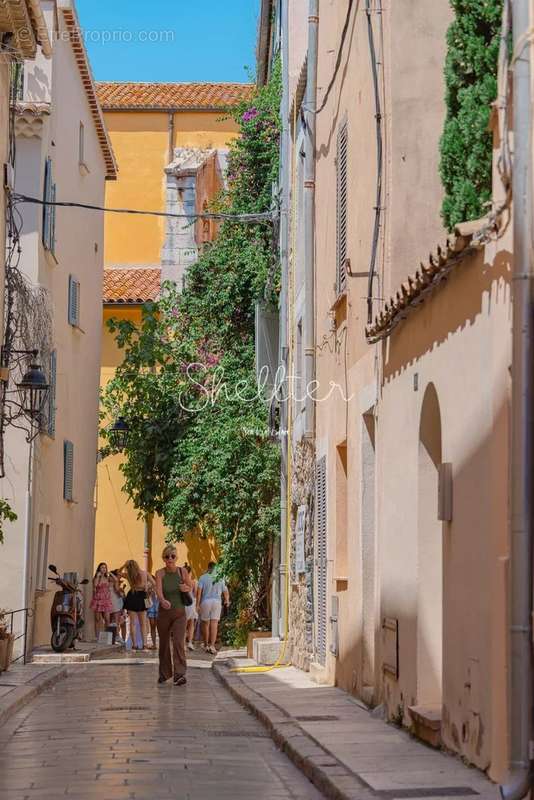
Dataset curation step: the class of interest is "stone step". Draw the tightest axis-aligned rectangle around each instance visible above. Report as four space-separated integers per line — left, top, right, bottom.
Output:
408 703 442 748
32 652 90 664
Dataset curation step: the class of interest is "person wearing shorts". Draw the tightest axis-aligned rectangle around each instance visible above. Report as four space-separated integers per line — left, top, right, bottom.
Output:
184 564 198 651
196 562 229 655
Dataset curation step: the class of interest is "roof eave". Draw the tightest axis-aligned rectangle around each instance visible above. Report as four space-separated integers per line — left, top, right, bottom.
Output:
58 2 118 180
256 0 273 87
365 221 491 343
26 0 52 57
100 105 239 113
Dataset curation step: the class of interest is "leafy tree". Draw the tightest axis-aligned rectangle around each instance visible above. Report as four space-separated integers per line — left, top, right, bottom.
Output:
102 62 281 643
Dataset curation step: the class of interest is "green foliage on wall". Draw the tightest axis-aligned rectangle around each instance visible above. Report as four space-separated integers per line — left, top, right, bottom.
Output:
101 61 282 644
0 498 17 544
439 0 503 230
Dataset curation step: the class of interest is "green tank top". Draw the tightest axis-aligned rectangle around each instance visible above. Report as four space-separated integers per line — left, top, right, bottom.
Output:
162 571 183 609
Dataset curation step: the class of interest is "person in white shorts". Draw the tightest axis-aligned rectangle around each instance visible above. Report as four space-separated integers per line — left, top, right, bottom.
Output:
196 561 230 655
184 563 198 651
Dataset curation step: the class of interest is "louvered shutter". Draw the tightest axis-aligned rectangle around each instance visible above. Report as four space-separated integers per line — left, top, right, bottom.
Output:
316 455 328 665
50 182 56 254
47 350 56 436
336 123 348 295
63 440 74 501
42 157 52 248
68 276 80 326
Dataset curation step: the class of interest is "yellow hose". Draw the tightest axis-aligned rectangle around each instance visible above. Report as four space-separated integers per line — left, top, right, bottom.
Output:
231 101 298 675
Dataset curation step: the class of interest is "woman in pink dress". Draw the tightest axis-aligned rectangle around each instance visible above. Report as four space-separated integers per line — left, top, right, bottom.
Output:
90 562 113 638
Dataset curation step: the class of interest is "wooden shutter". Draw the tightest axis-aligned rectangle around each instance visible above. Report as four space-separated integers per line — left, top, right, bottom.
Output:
316 455 328 665
68 276 80 326
42 157 52 248
63 440 74 501
336 123 348 295
50 182 56 254
47 350 56 436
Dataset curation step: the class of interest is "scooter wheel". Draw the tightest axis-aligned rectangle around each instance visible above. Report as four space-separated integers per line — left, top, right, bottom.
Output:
51 626 74 652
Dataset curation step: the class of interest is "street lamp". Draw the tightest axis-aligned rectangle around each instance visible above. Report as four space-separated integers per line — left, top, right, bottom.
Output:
108 416 130 451
15 361 49 421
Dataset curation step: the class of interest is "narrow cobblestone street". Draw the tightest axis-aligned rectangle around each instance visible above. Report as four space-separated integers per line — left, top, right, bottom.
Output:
0 657 324 800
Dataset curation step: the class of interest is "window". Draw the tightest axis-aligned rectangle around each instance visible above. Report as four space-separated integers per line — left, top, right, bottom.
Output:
68 276 80 327
63 441 74 501
36 523 50 591
42 157 56 254
296 319 303 413
336 122 348 295
78 122 85 166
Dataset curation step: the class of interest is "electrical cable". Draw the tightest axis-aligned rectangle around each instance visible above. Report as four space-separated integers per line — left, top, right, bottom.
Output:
12 193 275 224
365 0 383 325
302 0 359 116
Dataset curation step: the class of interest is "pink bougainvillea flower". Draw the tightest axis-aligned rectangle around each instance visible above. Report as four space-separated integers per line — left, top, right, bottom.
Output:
242 108 259 122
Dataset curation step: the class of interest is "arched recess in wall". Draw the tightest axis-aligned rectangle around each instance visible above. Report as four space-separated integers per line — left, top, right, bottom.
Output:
417 382 443 705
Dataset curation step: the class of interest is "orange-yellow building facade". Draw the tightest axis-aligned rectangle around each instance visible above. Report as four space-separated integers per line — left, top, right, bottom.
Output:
95 82 252 576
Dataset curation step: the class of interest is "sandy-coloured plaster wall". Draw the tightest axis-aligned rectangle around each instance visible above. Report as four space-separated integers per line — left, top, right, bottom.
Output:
96 306 217 580
102 111 240 266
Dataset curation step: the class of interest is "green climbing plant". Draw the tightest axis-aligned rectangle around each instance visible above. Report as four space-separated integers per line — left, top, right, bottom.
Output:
102 60 282 645
439 0 503 230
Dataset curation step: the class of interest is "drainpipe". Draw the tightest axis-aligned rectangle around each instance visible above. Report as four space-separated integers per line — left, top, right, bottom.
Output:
274 0 290 640
167 112 175 164
501 1 534 798
303 0 318 440
22 438 34 659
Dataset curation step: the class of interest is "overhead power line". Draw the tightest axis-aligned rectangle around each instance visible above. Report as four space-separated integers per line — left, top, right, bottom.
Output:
12 193 275 224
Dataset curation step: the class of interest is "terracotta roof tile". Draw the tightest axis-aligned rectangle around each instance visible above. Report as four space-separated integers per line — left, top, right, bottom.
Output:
97 82 254 111
103 267 161 304
364 221 491 342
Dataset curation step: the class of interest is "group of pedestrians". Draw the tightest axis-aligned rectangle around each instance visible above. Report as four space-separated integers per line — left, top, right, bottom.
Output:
90 547 229 686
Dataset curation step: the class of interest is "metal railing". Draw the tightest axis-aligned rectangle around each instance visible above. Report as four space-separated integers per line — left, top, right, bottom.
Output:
6 607 33 664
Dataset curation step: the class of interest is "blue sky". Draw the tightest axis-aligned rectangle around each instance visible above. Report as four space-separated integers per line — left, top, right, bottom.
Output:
76 1 260 83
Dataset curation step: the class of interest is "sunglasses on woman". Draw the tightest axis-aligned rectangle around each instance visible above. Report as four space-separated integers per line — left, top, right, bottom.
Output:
164 554 177 560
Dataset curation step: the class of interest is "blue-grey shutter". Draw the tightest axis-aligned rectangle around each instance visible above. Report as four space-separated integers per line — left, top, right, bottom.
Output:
47 350 56 436
316 455 327 665
255 302 279 399
68 276 80 326
63 440 74 501
50 182 56 254
42 157 52 248
336 123 348 294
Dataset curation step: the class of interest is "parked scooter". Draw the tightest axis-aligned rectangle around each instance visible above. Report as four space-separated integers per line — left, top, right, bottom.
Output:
48 565 89 652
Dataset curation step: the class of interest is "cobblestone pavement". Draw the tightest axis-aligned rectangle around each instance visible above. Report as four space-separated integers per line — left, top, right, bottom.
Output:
0 657 324 800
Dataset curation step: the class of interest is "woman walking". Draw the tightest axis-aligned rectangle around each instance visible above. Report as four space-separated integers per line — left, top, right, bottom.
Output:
120 560 153 650
156 545 193 686
90 562 113 638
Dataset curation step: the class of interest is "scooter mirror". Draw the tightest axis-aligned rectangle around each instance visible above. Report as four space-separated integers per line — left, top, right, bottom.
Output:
80 578 89 585
48 564 58 574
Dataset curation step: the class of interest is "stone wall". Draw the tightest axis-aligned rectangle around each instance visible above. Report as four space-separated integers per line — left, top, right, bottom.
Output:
288 438 315 670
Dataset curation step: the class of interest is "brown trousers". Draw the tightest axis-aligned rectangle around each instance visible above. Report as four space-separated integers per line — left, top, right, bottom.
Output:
157 606 186 681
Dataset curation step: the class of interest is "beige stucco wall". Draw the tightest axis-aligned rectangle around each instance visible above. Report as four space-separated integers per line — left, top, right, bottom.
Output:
0 4 108 648
295 0 511 778
307 0 451 685
377 244 511 779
